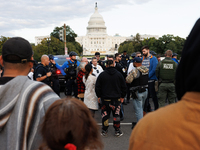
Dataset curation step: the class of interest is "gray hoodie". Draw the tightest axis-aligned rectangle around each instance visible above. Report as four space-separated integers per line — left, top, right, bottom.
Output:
0 76 60 150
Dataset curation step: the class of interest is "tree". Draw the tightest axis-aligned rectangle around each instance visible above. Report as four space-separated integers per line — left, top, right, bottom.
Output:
50 25 77 43
32 36 64 62
0 36 9 55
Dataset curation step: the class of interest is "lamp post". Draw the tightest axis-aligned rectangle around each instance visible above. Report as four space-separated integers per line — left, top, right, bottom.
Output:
47 37 51 54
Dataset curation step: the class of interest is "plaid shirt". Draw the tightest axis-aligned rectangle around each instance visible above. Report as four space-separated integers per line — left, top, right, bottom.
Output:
77 70 85 94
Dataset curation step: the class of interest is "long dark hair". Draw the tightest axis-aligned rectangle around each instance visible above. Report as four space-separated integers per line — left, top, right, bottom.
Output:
39 98 103 150
84 64 92 81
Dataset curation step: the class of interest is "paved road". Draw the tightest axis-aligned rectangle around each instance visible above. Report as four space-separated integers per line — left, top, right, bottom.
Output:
60 92 143 150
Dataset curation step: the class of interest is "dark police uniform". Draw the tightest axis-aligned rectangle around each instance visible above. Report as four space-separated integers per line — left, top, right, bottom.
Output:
49 62 60 96
64 60 79 97
121 54 129 68
34 64 51 86
156 57 177 107
115 61 127 78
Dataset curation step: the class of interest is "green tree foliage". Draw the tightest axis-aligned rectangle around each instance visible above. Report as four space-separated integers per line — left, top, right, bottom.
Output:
118 33 185 57
32 25 82 62
118 33 142 55
0 36 9 55
50 25 82 54
32 36 64 62
157 34 185 56
50 25 77 43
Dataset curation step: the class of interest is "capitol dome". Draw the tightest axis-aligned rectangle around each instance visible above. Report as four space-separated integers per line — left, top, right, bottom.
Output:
87 3 107 35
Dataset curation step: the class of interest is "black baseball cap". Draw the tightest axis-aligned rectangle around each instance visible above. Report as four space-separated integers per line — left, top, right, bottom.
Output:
2 37 34 63
133 57 142 63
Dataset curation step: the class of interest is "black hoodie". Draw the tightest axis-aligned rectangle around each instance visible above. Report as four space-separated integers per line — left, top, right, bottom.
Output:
95 67 127 99
176 18 200 100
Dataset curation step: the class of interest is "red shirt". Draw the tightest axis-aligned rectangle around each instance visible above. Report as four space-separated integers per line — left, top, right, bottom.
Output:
77 70 85 94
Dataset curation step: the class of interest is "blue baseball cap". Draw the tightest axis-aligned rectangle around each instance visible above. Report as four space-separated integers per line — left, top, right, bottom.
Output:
133 57 142 63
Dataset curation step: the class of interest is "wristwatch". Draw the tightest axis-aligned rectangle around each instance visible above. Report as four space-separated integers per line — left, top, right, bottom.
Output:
46 75 48 77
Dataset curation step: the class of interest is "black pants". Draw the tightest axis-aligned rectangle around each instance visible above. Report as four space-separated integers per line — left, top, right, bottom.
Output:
66 79 78 97
144 81 159 111
101 98 121 131
126 83 131 101
51 79 60 96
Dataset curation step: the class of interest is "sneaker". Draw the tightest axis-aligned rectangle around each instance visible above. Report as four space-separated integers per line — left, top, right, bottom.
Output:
101 130 108 137
131 122 137 129
115 130 123 137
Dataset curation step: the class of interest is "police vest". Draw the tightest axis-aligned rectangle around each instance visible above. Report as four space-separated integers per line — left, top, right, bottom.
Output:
65 60 77 79
49 63 58 79
130 69 148 87
115 62 126 78
159 58 176 81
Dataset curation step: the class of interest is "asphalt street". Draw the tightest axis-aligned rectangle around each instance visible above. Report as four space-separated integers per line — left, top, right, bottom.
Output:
60 92 150 150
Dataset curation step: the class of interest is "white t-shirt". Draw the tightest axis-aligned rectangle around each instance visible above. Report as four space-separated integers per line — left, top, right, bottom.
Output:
28 72 34 80
127 63 136 74
92 64 103 78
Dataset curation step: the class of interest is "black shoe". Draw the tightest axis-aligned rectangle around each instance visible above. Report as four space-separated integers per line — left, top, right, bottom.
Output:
127 100 130 103
131 122 137 129
101 130 108 137
115 130 123 137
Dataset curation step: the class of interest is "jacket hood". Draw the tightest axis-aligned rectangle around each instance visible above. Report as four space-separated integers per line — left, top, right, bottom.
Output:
105 67 118 75
175 18 200 100
0 76 28 131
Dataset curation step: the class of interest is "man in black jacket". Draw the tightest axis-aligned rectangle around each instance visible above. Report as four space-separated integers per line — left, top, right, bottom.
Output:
95 60 127 137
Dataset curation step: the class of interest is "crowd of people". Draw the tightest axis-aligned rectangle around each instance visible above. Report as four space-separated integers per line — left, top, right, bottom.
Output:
1 18 200 150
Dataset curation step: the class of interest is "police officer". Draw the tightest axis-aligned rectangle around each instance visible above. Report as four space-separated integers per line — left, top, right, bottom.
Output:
156 50 177 107
48 54 60 96
121 50 129 69
115 53 128 114
115 53 127 78
172 53 179 64
127 52 136 69
35 55 52 86
60 51 80 97
95 52 105 70
126 57 149 128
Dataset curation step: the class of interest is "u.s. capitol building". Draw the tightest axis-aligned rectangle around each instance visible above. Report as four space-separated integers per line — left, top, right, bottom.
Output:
75 4 158 56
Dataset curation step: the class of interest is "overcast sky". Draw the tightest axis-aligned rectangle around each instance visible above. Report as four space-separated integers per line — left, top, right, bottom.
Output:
1 0 200 43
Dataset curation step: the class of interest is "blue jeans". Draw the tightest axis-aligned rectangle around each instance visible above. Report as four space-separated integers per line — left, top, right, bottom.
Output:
133 89 148 122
